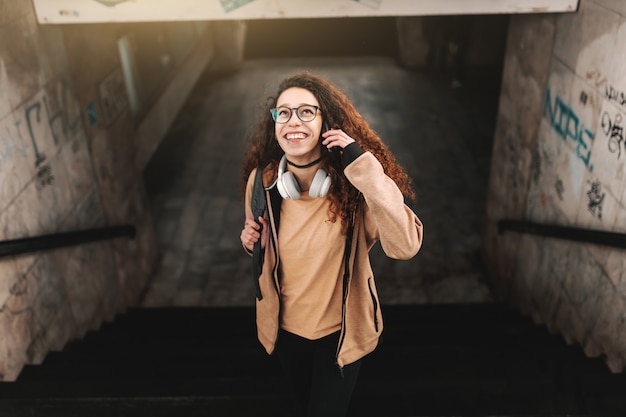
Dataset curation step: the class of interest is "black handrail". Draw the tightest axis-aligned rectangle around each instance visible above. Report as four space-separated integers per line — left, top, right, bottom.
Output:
498 219 626 250
0 225 136 258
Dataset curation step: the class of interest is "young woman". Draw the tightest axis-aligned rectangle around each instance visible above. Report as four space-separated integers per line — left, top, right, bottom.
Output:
240 72 423 417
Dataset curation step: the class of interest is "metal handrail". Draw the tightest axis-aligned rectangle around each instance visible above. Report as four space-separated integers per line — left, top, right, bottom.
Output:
0 225 136 258
498 219 626 250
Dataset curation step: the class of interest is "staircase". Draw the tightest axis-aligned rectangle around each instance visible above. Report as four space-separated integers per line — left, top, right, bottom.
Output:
1 303 625 416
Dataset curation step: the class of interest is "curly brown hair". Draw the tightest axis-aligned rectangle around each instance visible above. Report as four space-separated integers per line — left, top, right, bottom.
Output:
242 72 415 234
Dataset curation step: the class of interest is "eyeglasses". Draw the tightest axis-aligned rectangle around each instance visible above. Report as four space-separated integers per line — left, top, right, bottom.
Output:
270 105 320 124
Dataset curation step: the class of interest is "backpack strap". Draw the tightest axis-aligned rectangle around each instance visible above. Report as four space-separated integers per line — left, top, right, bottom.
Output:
251 165 267 300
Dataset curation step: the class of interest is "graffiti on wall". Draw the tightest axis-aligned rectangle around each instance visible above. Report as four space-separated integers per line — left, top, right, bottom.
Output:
580 91 589 106
220 0 255 12
543 88 594 171
92 0 132 6
586 70 626 110
353 0 384 9
555 178 564 201
23 102 54 188
606 86 626 109
600 111 624 159
1 81 81 190
586 180 604 220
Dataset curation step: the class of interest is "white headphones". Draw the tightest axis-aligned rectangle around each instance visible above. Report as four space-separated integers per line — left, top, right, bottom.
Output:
276 155 331 200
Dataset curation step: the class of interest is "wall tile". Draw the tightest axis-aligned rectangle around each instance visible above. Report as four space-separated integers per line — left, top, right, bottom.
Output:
553 295 587 345
0 260 18 308
588 100 626 201
590 285 626 357
0 12 43 110
575 2 620 80
575 172 621 230
0 113 33 214
592 0 626 16
605 248 626 291
0 59 14 119
605 19 626 106
61 245 116 336
0 2 32 27
60 133 97 204
555 1 620 79
26 254 77 362
0 306 33 381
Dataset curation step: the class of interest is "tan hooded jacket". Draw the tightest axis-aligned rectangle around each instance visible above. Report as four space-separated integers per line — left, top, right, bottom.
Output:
245 146 423 367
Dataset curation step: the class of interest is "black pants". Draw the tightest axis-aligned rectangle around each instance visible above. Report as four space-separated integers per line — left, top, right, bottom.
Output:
275 329 361 417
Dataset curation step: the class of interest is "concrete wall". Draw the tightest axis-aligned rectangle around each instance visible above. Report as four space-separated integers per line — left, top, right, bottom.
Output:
484 0 626 372
0 3 241 381
396 15 509 75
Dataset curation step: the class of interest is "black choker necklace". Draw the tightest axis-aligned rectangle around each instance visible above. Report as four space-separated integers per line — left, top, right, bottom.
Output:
286 157 322 169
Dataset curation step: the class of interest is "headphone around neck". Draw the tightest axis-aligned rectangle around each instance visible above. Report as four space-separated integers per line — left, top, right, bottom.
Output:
276 155 331 200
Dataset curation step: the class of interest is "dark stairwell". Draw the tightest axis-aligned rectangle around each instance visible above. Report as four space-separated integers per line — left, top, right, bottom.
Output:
2 304 626 416
2 17 626 417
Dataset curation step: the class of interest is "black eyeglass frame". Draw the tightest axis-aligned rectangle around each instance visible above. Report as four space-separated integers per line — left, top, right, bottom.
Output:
270 105 321 124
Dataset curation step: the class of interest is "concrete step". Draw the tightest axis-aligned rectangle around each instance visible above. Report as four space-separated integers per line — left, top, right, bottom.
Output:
1 303 625 417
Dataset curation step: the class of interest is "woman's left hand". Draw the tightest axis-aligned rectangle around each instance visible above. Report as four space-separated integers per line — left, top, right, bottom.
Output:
321 128 355 151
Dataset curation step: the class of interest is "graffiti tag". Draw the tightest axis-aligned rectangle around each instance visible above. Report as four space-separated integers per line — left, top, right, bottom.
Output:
220 0 255 13
555 178 564 201
600 111 625 159
586 70 626 110
586 181 604 220
544 88 594 171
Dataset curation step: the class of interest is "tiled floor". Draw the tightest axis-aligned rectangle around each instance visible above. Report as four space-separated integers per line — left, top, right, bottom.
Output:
141 57 500 308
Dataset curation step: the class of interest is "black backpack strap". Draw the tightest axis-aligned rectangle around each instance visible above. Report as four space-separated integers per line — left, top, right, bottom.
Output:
251 165 267 300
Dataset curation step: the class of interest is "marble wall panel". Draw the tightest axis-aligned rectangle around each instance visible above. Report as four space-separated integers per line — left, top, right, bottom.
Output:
0 59 13 120
0 12 48 110
60 243 123 335
0 260 18 310
0 2 31 27
25 254 76 362
0 302 33 381
506 15 556 92
72 185 106 230
531 239 572 326
592 0 626 18
553 294 587 345
604 248 626 293
60 134 97 204
554 1 620 78
587 100 626 202
0 113 32 214
590 287 626 363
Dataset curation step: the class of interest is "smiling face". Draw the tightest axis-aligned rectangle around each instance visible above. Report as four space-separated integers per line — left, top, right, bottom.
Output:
274 87 323 164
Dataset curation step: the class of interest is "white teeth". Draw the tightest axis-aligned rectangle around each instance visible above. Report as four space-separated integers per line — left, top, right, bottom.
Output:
286 133 306 140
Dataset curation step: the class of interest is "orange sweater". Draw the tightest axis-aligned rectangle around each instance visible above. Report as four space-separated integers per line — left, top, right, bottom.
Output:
245 150 423 367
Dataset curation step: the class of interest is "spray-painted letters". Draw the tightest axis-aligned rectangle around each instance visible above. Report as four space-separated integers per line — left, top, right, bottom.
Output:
14 81 80 189
600 111 624 159
586 70 626 110
544 88 594 171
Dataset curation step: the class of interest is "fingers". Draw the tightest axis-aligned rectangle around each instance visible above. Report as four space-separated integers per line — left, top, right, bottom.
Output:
240 217 260 251
240 216 267 252
257 215 268 229
321 128 355 150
